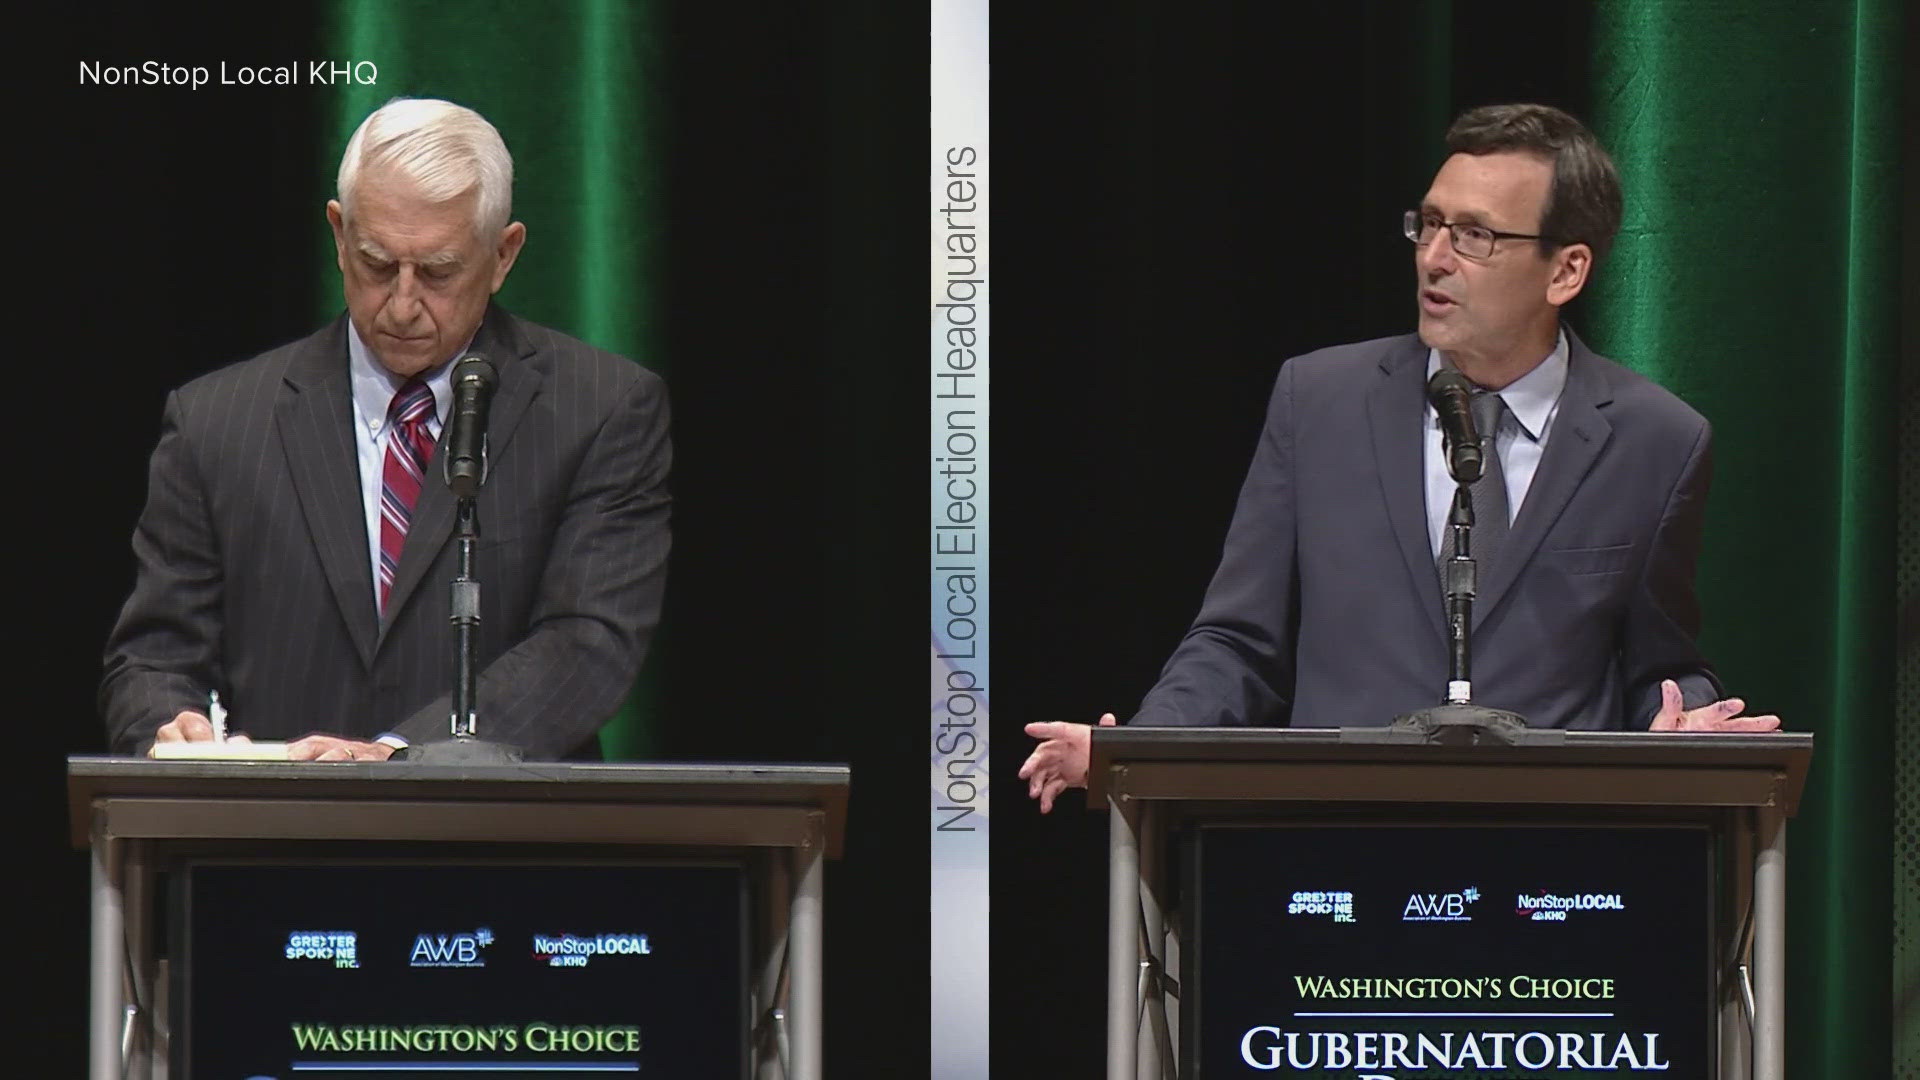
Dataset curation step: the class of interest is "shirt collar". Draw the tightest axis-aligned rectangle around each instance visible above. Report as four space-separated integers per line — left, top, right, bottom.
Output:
346 321 465 433
1424 329 1568 442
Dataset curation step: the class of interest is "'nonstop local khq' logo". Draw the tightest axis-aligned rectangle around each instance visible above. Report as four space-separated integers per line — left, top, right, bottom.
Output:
409 928 494 968
531 932 652 968
1515 890 1628 921
1402 886 1480 922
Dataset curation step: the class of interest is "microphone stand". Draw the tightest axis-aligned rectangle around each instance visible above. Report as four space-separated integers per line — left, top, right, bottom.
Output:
1441 486 1480 698
1390 481 1528 745
404 451 524 766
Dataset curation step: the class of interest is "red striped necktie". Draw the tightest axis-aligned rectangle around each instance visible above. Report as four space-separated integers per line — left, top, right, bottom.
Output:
378 379 437 614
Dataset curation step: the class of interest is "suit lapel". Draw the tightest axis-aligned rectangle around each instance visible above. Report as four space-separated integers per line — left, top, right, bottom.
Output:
377 306 542 646
276 317 379 670
1366 338 1447 642
1473 331 1614 629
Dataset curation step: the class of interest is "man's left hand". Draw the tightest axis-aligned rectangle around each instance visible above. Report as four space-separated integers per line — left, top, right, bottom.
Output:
288 734 396 762
1649 679 1781 732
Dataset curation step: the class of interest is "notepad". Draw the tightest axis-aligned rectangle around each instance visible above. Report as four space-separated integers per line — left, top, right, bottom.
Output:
151 741 294 761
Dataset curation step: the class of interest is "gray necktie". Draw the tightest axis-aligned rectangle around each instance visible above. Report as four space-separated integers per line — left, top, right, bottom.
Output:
1438 389 1510 579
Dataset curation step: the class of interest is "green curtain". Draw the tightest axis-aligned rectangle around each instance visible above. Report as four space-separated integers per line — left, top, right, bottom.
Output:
1587 2 1900 1074
319 1 663 758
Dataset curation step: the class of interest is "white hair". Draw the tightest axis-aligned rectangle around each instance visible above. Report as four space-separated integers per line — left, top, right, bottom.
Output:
336 98 514 235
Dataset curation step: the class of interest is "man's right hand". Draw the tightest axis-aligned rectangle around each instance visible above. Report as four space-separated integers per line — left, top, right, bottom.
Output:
148 710 249 755
1019 713 1117 813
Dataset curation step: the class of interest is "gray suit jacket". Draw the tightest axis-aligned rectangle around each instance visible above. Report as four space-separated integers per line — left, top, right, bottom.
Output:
101 305 670 759
1133 330 1720 730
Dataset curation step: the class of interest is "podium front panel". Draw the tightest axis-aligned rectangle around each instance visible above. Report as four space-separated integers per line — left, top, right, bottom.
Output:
173 856 748 1079
1182 819 1714 1079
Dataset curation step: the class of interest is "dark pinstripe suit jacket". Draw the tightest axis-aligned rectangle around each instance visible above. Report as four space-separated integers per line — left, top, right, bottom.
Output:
101 304 670 759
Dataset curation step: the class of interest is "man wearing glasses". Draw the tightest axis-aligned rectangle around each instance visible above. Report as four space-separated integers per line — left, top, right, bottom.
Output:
1022 103 1779 812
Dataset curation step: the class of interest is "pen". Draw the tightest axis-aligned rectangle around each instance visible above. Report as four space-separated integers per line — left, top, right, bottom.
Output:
209 690 228 742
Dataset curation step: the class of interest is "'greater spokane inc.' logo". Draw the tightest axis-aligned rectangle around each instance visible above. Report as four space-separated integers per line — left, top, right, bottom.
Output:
285 931 358 969
1286 891 1355 923
409 928 494 968
531 932 652 968
1402 886 1480 922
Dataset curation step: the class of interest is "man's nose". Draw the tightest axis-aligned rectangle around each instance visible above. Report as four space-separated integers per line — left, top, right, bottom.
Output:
1417 228 1457 276
388 265 425 317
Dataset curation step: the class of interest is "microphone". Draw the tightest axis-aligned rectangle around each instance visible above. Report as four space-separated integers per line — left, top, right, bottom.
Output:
444 355 498 498
1426 369 1484 484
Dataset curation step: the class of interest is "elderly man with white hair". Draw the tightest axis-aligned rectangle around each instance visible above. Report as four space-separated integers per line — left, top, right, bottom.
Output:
102 97 671 762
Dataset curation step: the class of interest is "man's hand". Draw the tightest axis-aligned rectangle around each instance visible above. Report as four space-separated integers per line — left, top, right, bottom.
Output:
1649 679 1781 732
287 734 396 762
148 710 253 755
1019 713 1117 813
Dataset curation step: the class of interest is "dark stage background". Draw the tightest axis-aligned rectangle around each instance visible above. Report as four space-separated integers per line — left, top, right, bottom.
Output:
25 1 1914 1076
34 4 922 1072
991 3 1907 1078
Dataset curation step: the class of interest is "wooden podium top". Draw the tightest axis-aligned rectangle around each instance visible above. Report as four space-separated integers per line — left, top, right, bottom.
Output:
1088 728 1812 815
68 756 851 853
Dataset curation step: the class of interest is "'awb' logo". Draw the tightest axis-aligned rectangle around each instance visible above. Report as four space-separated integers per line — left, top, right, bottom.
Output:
1402 887 1480 922
410 928 494 968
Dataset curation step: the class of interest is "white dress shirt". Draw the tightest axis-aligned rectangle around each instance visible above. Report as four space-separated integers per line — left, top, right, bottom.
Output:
346 322 463 606
1423 331 1569 556
346 325 472 751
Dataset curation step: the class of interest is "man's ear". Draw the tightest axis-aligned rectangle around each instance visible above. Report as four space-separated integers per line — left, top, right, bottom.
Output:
1546 242 1593 307
490 221 527 293
326 200 349 274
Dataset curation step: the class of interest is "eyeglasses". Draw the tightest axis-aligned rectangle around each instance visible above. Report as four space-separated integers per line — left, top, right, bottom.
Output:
1403 209 1548 260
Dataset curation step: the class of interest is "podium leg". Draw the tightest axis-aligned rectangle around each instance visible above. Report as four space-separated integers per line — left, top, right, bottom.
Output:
789 813 825 1080
1753 804 1786 1080
1107 794 1139 1079
125 839 153 1080
1719 813 1753 1080
89 827 123 1080
1136 802 1173 1079
757 850 792 1080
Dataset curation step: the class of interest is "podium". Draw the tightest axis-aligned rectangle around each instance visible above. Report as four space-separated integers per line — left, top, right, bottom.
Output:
68 757 848 1080
1089 727 1812 1079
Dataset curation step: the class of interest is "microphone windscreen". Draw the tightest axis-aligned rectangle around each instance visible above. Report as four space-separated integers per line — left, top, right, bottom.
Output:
1426 368 1474 402
453 354 497 392
1426 369 1484 484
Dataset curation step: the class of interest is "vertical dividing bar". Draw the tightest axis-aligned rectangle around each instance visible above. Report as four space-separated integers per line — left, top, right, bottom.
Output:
89 819 123 1080
1752 804 1785 1080
788 814 825 1080
1108 794 1140 1079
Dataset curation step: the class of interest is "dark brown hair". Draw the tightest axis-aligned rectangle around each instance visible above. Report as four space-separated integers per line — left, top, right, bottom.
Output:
1445 104 1623 267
